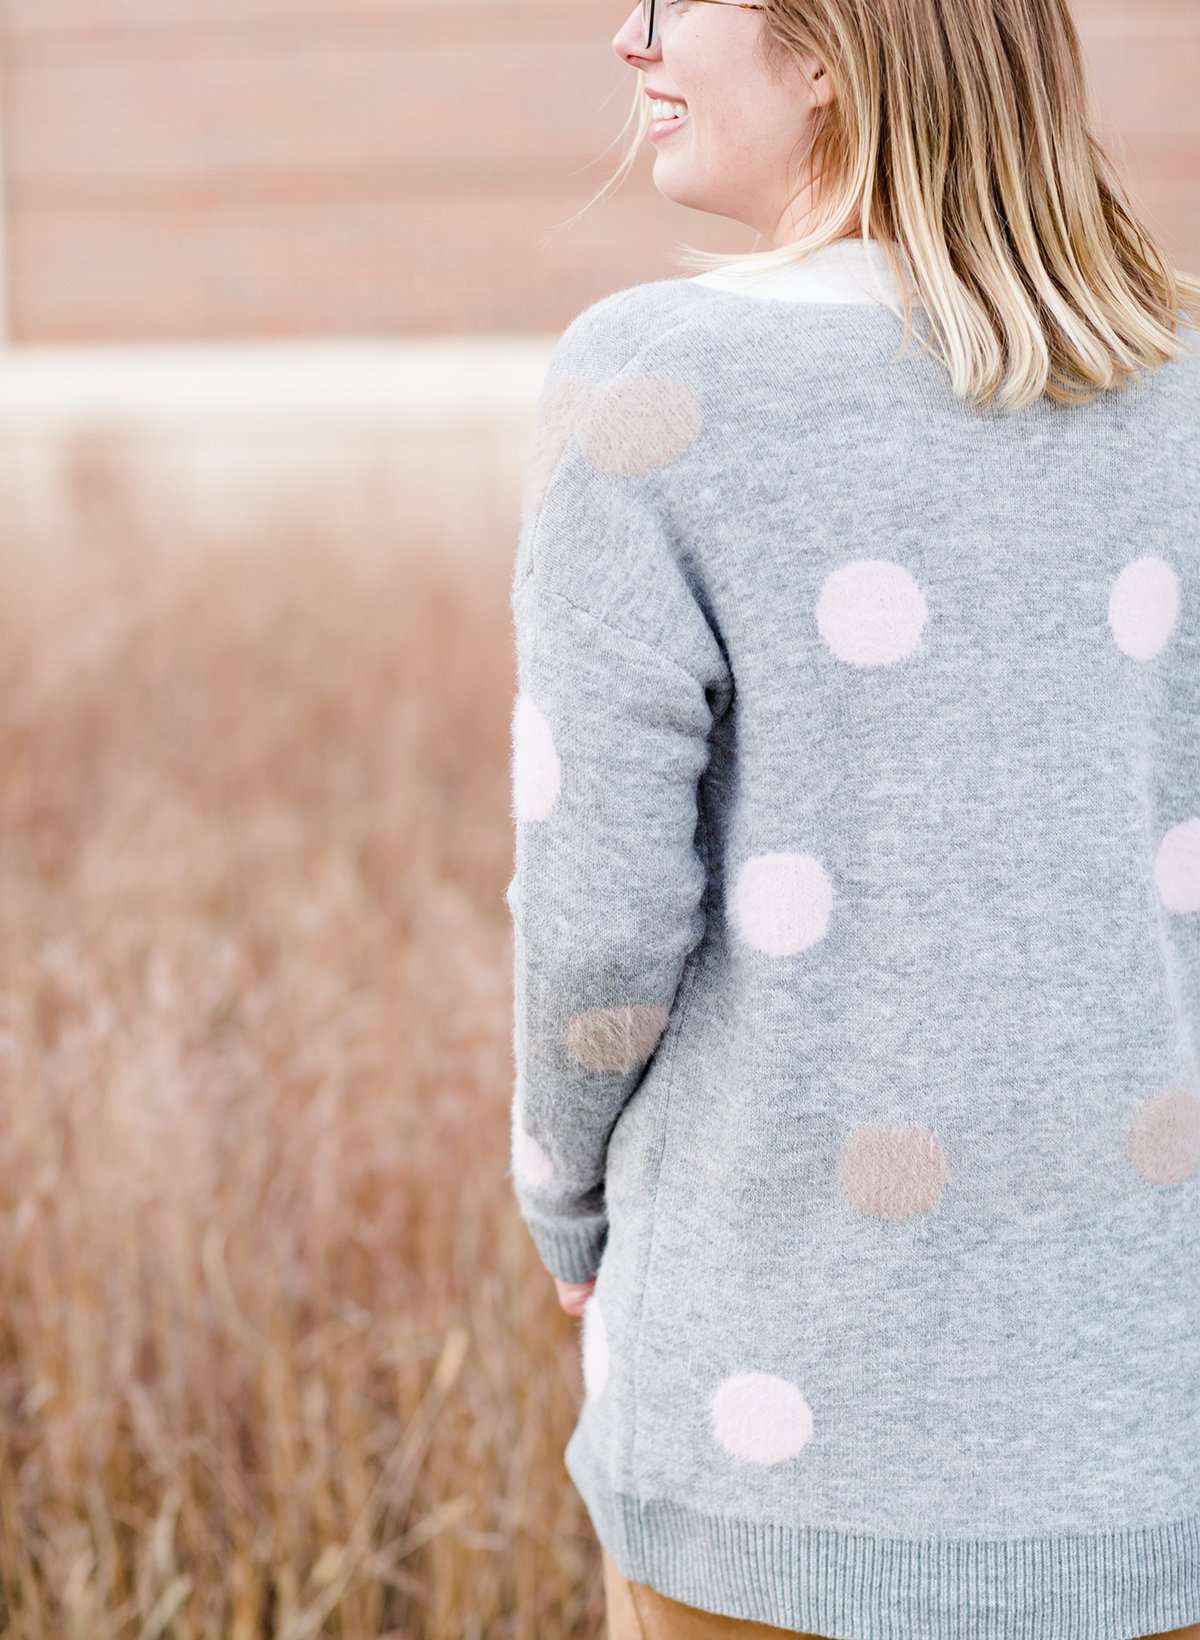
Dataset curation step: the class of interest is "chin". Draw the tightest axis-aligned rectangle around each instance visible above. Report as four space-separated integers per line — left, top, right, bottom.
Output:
651 172 713 216
652 175 698 211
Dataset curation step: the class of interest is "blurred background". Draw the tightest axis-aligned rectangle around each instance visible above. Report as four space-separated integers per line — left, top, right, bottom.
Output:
0 2 1195 1636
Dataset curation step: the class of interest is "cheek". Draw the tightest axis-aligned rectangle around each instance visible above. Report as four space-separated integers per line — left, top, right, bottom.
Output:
698 95 761 162
748 94 810 163
678 70 760 151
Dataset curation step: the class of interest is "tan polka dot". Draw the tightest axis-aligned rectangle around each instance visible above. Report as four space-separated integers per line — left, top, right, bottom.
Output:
564 1002 669 1073
1127 1086 1200 1186
522 373 593 520
574 373 703 477
838 1123 949 1218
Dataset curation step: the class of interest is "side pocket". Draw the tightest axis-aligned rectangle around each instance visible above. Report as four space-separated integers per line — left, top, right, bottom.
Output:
608 764 713 1158
621 756 717 1486
623 924 709 1495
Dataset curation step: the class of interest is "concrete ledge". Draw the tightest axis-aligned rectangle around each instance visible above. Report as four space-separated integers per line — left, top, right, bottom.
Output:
0 337 556 421
0 337 556 560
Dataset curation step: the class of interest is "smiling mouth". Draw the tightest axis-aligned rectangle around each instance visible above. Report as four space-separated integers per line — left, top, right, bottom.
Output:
649 109 690 139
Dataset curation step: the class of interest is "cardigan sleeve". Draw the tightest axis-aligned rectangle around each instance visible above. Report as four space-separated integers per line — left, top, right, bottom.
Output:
504 310 730 1284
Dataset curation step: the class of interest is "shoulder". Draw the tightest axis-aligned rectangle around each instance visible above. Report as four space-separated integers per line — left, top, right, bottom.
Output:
543 278 712 383
544 275 870 394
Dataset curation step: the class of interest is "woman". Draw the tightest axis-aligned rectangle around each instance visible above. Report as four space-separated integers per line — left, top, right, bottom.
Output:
505 0 1200 1635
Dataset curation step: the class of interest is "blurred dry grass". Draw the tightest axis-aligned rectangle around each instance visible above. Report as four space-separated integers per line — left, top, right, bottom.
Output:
0 433 603 1637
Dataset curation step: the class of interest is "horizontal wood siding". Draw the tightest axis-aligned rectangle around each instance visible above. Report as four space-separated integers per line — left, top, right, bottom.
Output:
0 0 1195 340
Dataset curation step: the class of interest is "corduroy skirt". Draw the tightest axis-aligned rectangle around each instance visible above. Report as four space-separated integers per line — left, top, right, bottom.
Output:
601 1545 1200 1640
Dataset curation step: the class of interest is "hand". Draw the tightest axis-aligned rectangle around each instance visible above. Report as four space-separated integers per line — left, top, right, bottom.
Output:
554 1276 596 1317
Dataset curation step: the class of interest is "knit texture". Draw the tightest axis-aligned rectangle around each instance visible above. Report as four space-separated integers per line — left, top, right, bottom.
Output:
504 270 1200 1640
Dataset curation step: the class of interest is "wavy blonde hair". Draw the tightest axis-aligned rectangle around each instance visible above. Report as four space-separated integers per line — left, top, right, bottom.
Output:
560 0 1200 412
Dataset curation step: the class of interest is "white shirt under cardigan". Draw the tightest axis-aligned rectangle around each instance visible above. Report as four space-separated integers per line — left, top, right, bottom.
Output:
688 233 912 307
506 239 1200 1640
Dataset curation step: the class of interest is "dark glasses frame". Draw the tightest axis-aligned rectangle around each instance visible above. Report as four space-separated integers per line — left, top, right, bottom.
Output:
643 0 767 50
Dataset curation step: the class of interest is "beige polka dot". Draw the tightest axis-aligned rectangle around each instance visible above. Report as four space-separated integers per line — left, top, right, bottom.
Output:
838 1123 949 1218
564 1002 669 1072
1127 1086 1200 1186
574 373 703 477
511 692 560 822
522 374 593 519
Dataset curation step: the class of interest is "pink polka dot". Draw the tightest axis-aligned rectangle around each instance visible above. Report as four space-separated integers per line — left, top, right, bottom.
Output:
511 692 560 822
1108 555 1180 661
574 373 703 477
1127 1087 1200 1186
1154 819 1200 913
839 1124 949 1218
816 558 928 667
581 1295 609 1398
513 1123 555 1190
729 851 833 955
711 1371 814 1464
564 1002 669 1072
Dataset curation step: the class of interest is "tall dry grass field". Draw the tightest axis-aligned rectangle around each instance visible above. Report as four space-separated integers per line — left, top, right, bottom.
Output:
0 438 603 1638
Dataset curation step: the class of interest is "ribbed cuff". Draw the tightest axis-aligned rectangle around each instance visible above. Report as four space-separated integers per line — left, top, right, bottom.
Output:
520 1208 607 1284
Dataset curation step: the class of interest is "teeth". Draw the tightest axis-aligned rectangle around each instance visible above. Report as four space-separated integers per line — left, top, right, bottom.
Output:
651 99 686 120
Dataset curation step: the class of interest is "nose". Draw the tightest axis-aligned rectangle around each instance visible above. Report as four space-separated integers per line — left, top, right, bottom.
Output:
612 4 659 68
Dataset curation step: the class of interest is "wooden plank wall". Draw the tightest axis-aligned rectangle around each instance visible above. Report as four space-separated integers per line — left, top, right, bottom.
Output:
0 0 1195 341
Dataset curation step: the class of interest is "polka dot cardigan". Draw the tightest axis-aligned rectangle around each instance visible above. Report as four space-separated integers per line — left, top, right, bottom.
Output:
504 265 1200 1640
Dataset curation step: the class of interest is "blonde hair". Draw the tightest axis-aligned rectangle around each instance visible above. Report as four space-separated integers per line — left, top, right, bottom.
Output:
562 0 1200 412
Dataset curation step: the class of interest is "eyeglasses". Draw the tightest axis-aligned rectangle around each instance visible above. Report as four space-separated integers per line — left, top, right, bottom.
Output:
642 0 766 51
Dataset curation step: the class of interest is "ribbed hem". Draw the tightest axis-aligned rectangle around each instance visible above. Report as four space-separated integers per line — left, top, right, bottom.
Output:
566 1431 1200 1640
520 1209 607 1284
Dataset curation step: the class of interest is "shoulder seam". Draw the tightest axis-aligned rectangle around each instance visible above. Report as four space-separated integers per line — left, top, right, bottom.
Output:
555 281 703 383
513 578 711 691
604 287 710 380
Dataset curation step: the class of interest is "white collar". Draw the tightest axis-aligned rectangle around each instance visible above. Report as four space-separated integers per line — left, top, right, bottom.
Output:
688 236 913 307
